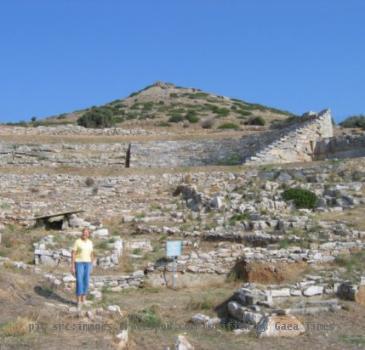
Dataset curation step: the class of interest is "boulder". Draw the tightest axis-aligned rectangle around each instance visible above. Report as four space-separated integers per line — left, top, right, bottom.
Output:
93 228 109 237
256 315 305 338
175 335 194 350
116 329 129 349
227 301 262 325
303 285 324 296
107 305 122 315
210 196 224 210
336 282 357 301
191 313 210 325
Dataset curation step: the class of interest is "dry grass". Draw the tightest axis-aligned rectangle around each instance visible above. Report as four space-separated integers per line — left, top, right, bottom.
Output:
0 317 32 337
315 205 365 231
0 129 260 144
0 225 48 263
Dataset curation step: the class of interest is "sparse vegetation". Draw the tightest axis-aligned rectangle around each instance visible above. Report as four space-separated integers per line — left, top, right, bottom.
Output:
0 317 31 337
245 116 266 126
168 114 184 123
218 122 239 130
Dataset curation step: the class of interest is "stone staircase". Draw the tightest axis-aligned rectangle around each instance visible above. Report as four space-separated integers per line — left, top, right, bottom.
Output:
244 109 333 165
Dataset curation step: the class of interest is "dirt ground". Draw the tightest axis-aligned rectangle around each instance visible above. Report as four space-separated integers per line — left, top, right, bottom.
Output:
0 267 364 350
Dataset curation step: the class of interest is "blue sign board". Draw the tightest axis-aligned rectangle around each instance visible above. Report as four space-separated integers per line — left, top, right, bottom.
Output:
166 240 182 257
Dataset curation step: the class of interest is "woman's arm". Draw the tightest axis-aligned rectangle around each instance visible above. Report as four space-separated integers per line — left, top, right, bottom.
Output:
91 251 96 265
71 250 76 275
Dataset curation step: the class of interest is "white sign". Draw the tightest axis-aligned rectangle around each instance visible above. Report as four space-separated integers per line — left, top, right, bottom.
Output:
166 240 182 257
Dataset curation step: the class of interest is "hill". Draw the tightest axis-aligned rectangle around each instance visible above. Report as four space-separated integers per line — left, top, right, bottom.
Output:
40 81 295 130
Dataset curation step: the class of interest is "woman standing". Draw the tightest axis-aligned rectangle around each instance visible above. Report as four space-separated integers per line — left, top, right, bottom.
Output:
71 228 95 309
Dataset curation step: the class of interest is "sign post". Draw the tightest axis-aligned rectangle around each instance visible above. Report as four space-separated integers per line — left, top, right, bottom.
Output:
166 240 182 290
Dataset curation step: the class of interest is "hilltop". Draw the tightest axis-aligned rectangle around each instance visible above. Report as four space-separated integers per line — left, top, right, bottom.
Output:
40 81 295 130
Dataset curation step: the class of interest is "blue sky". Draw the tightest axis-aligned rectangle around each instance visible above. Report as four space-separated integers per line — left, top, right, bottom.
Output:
0 0 364 123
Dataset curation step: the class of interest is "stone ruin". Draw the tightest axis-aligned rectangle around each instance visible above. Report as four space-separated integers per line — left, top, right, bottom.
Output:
2 109 365 168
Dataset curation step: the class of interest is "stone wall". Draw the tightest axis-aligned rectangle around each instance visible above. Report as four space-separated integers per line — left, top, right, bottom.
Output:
131 110 334 167
314 134 365 160
0 142 128 167
0 110 335 168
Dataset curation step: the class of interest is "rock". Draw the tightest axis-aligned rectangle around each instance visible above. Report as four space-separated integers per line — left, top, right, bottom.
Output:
290 289 302 296
276 172 292 182
207 317 221 327
336 282 357 301
116 329 129 349
107 304 122 315
233 288 267 306
63 274 76 283
191 313 210 325
93 228 109 237
303 285 324 296
270 288 291 297
68 214 88 228
90 290 102 299
175 335 194 350
256 315 305 338
355 286 365 306
227 301 262 325
132 270 144 278
86 310 94 320
210 196 224 209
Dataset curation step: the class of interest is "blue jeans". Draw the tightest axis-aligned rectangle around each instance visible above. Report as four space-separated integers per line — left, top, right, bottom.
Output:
75 262 92 296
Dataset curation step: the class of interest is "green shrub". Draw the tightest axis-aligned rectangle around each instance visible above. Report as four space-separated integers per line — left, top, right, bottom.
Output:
213 107 230 117
185 111 199 123
245 116 266 126
77 108 115 128
128 305 163 328
218 122 239 130
339 115 365 129
229 212 249 224
282 188 318 209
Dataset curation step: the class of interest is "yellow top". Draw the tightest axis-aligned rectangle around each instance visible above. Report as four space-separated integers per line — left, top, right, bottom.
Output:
72 238 93 262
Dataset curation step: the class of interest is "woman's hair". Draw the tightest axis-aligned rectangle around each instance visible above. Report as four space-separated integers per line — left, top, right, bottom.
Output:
82 227 91 236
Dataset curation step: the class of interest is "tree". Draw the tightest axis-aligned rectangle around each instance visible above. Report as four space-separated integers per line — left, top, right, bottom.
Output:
77 108 115 128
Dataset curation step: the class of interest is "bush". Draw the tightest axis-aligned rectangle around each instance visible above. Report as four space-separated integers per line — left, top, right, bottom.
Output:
339 115 365 129
218 122 239 130
77 108 115 128
185 111 199 123
245 116 266 126
213 107 230 117
282 188 318 209
168 115 184 123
